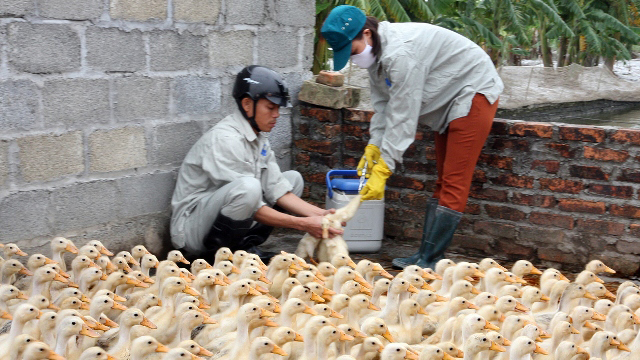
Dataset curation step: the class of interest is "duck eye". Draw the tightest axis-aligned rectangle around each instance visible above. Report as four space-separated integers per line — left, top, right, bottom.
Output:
148 341 152 344
72 321 76 325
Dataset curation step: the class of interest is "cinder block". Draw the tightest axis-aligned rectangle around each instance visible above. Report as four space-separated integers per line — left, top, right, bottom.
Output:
86 28 145 72
0 80 40 132
38 0 103 20
17 131 84 182
258 30 299 68
43 79 110 127
110 0 166 21
302 32 314 69
225 0 264 24
173 0 220 24
149 31 206 71
0 141 8 187
114 77 170 121
50 180 119 231
89 127 147 173
0 190 51 241
7 23 80 74
274 0 315 27
284 72 305 106
117 171 176 217
173 76 221 115
152 121 202 165
208 31 253 68
0 0 34 17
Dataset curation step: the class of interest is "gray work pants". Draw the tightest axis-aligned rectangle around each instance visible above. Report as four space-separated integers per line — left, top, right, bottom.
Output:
171 170 304 254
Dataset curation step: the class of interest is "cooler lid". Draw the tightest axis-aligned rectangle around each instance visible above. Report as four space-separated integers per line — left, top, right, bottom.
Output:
331 178 363 191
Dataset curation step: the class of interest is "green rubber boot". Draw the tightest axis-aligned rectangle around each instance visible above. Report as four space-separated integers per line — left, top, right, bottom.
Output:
415 205 462 270
392 198 439 269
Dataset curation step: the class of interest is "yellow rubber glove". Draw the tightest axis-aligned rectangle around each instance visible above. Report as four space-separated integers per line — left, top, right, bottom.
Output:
360 157 392 201
357 144 381 178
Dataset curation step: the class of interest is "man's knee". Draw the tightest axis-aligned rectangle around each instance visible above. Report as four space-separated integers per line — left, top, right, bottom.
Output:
283 170 304 197
221 177 263 218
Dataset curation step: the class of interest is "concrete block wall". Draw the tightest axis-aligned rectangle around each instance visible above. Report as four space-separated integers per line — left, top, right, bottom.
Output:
0 0 315 255
294 105 640 277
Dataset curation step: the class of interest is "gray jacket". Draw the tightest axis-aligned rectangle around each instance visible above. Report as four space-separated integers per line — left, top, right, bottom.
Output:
368 21 504 172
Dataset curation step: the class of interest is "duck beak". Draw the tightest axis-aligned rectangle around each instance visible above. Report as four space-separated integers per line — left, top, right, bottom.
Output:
584 291 598 301
417 306 429 315
373 264 384 272
17 291 28 300
271 344 288 356
570 325 580 334
258 274 272 284
79 302 90 310
502 338 511 346
436 295 449 302
421 282 435 291
484 321 500 331
260 308 276 318
468 303 480 310
255 285 269 294
534 344 548 355
15 249 27 256
610 338 621 346
44 257 57 265
272 303 281 313
559 274 569 281
360 287 372 296
155 344 169 353
310 292 325 303
499 314 506 322
0 311 12 320
618 343 631 352
383 330 395 342
380 269 394 279
535 337 543 342
530 266 542 275
347 260 357 269
18 268 33 276
354 275 373 289
112 302 127 311
198 301 210 310
591 312 606 321
594 276 604 284
378 345 385 353
141 317 157 329
464 276 475 282
407 284 419 294
68 281 79 288
104 317 118 328
489 341 506 352
143 276 155 284
203 315 217 324
198 347 214 357
540 294 550 302
339 331 354 341
330 309 344 319
583 321 597 330
443 353 455 360
516 276 528 285
315 272 327 282
294 332 304 342
474 269 485 278
470 286 480 295
48 351 65 360
577 346 588 355
264 319 279 327
404 349 419 360
182 285 200 296
354 329 367 338
605 291 616 300
323 288 336 296
231 266 241 274
515 302 529 313
633 313 640 324
604 266 616 274
66 244 79 254
53 273 68 283
303 305 317 315
100 273 109 281
100 247 114 256
123 264 133 273
248 287 261 296
213 277 227 286
80 324 100 338
368 302 381 311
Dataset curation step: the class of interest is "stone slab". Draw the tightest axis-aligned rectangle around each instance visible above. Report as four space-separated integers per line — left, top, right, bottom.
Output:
50 180 120 231
89 127 147 173
298 80 361 109
86 28 145 72
110 0 166 21
173 0 220 24
0 80 40 132
225 0 264 24
173 76 221 115
37 0 103 20
43 79 110 127
114 76 170 121
8 23 80 74
149 31 206 71
208 31 253 68
0 190 51 242
152 121 202 165
17 131 84 182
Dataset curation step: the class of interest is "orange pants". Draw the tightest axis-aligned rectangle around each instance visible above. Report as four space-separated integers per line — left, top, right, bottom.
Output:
433 94 499 212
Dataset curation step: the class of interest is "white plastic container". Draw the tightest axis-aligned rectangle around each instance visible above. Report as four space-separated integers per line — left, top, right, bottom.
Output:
325 170 384 253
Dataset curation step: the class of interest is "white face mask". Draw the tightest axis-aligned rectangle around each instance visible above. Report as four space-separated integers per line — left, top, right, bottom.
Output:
351 40 376 69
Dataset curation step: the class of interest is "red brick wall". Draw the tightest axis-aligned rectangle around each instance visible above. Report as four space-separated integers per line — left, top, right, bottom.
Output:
293 105 640 276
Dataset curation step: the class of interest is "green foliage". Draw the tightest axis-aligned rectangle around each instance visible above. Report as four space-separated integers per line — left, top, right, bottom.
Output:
312 0 640 71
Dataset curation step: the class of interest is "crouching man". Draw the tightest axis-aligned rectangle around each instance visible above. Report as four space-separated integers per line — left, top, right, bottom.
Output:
170 65 341 263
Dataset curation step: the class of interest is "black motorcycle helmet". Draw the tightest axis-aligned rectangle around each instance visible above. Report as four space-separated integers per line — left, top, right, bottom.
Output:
233 65 290 132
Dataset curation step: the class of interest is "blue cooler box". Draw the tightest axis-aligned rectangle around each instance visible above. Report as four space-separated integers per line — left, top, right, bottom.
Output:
325 170 384 253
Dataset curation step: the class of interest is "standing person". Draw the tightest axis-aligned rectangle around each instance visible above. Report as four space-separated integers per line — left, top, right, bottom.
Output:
321 6 503 269
170 65 341 263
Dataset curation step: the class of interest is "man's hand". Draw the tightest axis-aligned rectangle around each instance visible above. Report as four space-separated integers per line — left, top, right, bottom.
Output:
322 208 346 227
299 216 344 238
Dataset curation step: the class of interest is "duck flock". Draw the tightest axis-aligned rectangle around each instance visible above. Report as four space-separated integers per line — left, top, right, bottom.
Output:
0 238 638 360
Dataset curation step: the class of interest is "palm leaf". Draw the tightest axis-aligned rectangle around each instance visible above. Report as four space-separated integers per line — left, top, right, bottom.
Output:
588 9 640 42
460 15 503 46
344 0 369 13
399 0 434 20
503 0 529 43
529 0 575 37
579 19 602 52
368 0 389 20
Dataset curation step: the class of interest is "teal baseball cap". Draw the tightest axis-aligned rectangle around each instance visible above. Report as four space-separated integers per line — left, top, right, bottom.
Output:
321 5 367 71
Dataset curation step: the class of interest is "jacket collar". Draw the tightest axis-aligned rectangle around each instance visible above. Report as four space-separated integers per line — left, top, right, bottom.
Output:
228 108 258 142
